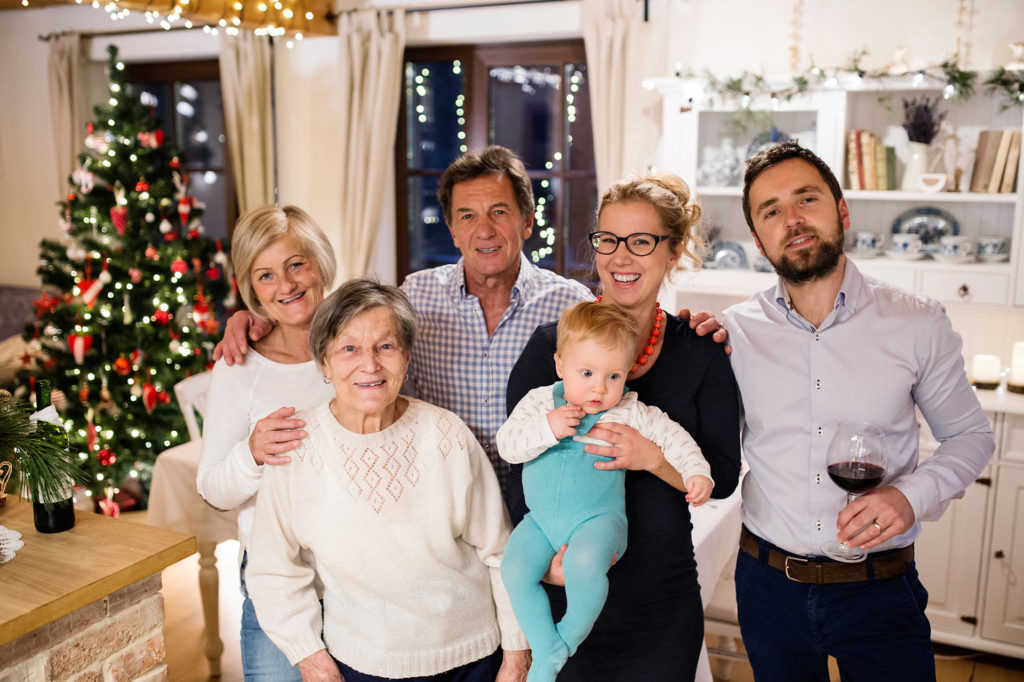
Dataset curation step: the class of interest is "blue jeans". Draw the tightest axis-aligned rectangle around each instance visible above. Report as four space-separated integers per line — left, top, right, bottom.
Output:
332 649 502 681
240 557 303 682
735 544 935 682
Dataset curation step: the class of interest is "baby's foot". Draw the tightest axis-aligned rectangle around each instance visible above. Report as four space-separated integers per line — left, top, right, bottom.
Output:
526 641 569 682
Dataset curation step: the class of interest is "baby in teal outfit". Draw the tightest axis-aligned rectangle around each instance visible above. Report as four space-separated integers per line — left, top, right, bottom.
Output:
497 302 713 682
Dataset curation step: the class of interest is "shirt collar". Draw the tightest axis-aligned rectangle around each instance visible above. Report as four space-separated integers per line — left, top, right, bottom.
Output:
446 252 531 303
770 256 863 327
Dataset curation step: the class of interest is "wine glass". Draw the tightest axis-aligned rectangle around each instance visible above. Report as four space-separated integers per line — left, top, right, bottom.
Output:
821 422 888 563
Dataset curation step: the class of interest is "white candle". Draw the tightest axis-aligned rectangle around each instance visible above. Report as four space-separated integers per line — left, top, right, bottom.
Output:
971 354 1002 385
1011 342 1024 386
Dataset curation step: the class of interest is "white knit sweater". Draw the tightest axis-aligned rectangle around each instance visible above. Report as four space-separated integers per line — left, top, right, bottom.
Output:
246 398 528 677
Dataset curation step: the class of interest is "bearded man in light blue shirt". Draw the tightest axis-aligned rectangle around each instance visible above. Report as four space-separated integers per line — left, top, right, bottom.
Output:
721 141 994 681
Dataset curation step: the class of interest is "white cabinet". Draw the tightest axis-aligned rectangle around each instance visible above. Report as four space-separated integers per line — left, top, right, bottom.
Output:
652 80 1024 309
914 396 1024 659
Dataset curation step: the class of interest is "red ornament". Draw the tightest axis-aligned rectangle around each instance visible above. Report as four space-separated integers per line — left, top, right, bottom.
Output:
170 258 188 275
178 197 192 226
79 386 90 403
109 205 128 235
67 193 76 202
86 422 97 452
164 232 179 242
205 266 221 280
145 246 160 260
152 309 171 325
187 229 200 240
77 269 112 308
98 496 120 518
131 349 144 368
129 267 142 283
157 390 171 405
114 356 131 375
142 381 157 413
170 156 180 170
67 333 93 364
87 122 94 134
135 179 149 193
33 292 61 317
98 448 117 466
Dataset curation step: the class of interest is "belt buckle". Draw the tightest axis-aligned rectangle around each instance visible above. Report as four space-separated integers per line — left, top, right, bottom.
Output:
784 554 809 581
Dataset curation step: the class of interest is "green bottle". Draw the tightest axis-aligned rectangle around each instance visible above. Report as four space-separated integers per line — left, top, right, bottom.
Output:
32 380 76 533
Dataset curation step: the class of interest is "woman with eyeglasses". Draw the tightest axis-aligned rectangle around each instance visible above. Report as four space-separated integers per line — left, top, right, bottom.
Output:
505 173 742 680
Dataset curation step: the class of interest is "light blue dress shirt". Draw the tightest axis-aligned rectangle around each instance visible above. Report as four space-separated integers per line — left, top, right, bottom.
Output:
723 259 994 556
401 253 593 492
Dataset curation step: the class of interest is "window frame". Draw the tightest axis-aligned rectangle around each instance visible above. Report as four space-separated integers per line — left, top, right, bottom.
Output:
395 40 592 282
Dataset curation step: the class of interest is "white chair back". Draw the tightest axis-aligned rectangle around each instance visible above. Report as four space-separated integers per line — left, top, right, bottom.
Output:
174 372 212 441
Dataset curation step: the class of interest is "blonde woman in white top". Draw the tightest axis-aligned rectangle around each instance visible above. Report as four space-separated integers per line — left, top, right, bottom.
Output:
197 205 336 681
246 278 529 682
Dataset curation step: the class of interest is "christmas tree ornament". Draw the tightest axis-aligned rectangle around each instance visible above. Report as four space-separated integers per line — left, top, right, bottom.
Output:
113 356 131 375
128 267 142 283
170 156 180 170
130 349 144 369
66 243 87 262
109 206 128 235
79 386 89 403
58 216 72 234
205 265 221 280
135 179 149 193
145 212 155 223
170 258 188 275
130 381 142 398
98 449 117 466
136 129 164 148
159 218 173 235
178 197 192 226
145 245 159 260
67 333 93 365
122 293 133 325
86 420 97 452
158 390 171 405
169 338 181 354
71 161 95 194
32 292 60 318
78 268 112 308
152 309 171 325
142 381 157 413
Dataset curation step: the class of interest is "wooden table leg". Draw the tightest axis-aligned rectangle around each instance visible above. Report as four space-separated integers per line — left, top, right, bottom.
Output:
197 540 224 676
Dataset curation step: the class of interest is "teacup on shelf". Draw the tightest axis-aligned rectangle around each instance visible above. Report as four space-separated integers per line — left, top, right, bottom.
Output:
977 235 1009 262
918 173 948 193
937 235 975 262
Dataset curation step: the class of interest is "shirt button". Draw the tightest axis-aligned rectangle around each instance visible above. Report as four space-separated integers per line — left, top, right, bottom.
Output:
483 352 488 358
817 426 823 437
815 473 821 484
484 399 489 404
815 332 821 341
815 379 821 390
816 520 822 530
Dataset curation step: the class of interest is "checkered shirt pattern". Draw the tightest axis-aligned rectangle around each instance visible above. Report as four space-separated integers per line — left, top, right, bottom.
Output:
401 253 593 493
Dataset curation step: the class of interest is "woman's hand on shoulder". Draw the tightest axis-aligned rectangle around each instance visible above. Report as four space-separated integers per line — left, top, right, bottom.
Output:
249 406 307 466
212 310 273 366
585 423 663 472
496 649 531 682
297 649 343 681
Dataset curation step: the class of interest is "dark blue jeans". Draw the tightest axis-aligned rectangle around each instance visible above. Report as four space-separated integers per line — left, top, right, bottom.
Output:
332 650 502 682
735 545 935 681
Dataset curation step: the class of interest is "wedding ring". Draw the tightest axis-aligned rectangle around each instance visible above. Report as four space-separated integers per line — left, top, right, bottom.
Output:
872 520 884 533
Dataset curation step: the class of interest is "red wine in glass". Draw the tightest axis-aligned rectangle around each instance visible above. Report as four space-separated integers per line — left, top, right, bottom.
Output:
821 423 888 562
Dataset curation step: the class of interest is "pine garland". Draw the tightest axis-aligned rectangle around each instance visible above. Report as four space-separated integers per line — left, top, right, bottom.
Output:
984 68 1024 111
0 394 85 508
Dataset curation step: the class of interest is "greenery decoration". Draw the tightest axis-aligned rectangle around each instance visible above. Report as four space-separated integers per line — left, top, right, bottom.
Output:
984 68 1024 111
0 392 85 508
678 50 1016 110
902 96 947 144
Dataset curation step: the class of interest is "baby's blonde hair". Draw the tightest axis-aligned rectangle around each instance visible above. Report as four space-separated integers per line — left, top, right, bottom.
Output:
556 301 639 359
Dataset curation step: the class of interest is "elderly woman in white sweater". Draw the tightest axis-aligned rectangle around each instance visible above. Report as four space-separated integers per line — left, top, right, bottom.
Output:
245 278 529 682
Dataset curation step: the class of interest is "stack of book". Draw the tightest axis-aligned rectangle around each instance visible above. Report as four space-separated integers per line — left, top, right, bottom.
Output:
845 130 897 191
969 129 1022 194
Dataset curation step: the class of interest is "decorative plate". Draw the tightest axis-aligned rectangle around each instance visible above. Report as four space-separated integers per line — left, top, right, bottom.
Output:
891 207 960 250
708 241 748 269
746 128 792 159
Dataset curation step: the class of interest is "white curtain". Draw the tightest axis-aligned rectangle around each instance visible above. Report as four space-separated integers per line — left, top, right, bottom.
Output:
220 30 275 213
582 0 661 191
48 34 90 198
333 10 406 279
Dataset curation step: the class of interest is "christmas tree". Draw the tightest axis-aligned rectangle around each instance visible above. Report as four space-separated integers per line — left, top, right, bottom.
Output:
19 45 232 513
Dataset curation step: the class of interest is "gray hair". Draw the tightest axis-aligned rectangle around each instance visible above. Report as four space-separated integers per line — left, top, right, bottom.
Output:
308 278 417 366
231 205 337 320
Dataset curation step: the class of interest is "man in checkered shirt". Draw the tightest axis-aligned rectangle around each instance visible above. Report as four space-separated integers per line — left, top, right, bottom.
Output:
400 146 592 493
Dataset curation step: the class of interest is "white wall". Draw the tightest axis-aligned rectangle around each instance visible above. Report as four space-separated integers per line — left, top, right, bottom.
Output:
1 0 1021 294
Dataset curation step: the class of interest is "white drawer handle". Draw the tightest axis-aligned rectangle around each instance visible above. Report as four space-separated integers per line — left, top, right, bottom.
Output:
958 284 970 299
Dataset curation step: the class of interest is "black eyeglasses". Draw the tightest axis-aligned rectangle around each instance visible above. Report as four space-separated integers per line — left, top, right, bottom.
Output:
588 231 671 256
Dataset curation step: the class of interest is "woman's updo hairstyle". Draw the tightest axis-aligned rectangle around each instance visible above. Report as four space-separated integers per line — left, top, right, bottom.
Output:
597 173 705 271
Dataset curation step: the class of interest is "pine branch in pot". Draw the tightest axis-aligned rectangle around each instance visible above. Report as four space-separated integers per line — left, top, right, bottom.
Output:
901 96 947 191
0 389 86 532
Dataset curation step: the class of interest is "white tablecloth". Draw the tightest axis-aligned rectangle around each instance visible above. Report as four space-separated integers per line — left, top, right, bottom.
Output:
147 439 238 544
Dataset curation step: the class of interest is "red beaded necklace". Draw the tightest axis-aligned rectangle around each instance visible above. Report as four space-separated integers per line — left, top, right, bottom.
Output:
595 297 662 373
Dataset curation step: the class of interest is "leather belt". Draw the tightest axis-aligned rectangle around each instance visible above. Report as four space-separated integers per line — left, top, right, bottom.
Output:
739 526 913 584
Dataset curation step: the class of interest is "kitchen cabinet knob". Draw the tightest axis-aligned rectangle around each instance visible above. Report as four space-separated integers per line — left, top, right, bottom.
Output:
995 550 1005 559
958 284 970 298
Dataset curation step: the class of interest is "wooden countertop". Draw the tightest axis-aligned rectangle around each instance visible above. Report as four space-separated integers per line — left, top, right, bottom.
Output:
0 496 195 646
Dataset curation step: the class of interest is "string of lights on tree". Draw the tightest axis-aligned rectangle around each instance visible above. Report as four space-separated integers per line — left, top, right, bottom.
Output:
18 45 232 513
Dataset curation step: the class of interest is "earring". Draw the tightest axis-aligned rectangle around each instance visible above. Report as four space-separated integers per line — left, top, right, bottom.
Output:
322 376 331 384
